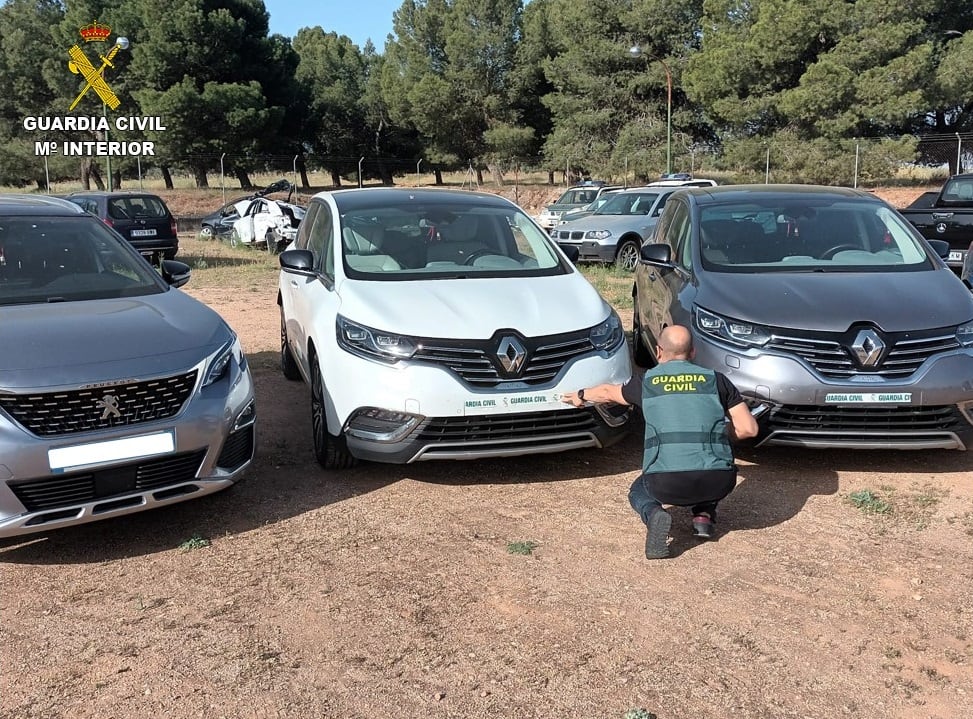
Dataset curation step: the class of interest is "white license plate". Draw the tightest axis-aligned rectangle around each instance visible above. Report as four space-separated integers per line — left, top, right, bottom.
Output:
48 431 175 473
130 228 157 237
949 250 963 262
824 393 911 404
463 393 566 415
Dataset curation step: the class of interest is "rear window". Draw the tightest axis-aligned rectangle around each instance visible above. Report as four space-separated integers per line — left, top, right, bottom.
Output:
108 196 170 220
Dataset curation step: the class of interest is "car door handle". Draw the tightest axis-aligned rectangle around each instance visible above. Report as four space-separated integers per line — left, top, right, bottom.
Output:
932 212 954 218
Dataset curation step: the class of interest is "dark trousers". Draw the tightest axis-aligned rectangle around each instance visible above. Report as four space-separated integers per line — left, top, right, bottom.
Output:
627 469 736 526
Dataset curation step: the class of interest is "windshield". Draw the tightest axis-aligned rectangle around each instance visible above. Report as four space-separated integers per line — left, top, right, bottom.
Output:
697 199 934 272
0 216 166 305
338 202 569 279
939 176 973 206
596 192 660 216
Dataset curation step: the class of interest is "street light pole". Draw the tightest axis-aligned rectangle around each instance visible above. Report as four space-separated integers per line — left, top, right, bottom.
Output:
104 36 129 192
629 45 672 175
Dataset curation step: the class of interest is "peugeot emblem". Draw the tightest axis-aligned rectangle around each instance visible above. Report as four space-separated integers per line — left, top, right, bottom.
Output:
95 393 122 420
936 222 947 234
849 329 885 368
496 336 527 374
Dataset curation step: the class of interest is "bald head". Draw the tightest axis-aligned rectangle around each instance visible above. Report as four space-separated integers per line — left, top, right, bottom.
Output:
657 325 693 361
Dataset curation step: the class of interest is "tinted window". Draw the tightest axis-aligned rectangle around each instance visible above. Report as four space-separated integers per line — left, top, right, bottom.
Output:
294 202 319 251
108 196 169 220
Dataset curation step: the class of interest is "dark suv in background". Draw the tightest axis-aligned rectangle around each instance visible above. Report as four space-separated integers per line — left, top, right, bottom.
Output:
66 191 179 264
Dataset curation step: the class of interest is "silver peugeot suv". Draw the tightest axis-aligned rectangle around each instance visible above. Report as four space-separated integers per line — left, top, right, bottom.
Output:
0 195 255 537
633 185 973 450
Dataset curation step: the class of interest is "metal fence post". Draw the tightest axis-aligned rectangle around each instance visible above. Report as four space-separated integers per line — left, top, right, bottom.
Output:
957 133 963 174
765 145 770 184
854 142 860 188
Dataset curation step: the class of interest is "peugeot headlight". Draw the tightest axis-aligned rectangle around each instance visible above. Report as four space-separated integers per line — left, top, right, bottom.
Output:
337 316 418 363
590 311 625 352
203 335 245 387
694 307 772 347
585 230 612 240
956 320 973 347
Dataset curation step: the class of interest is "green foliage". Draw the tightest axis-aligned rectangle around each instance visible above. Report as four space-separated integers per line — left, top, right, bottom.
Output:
178 535 211 551
506 540 539 555
848 489 893 515
623 710 657 719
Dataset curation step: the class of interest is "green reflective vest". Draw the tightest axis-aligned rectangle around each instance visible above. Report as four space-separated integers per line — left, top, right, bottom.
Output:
640 359 734 474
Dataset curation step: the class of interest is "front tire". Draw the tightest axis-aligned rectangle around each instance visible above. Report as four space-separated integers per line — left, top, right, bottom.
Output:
200 225 214 239
229 229 240 248
615 239 640 271
280 307 302 381
310 355 358 470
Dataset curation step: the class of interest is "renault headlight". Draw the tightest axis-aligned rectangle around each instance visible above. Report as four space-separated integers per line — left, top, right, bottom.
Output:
956 320 973 347
337 316 418 362
585 230 612 240
590 311 625 352
203 335 245 387
694 307 772 347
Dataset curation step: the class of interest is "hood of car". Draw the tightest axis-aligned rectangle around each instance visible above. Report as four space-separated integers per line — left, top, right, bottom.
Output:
694 267 973 333
0 290 232 390
337 273 612 339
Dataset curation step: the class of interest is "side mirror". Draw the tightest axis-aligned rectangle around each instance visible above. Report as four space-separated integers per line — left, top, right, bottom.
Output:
927 239 949 259
640 243 673 266
279 249 316 276
160 259 191 288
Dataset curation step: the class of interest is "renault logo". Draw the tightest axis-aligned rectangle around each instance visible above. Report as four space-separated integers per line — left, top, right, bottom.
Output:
95 393 122 420
496 336 527 374
850 329 885 368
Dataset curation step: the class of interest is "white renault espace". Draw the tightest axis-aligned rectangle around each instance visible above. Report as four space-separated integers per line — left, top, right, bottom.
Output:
276 188 632 468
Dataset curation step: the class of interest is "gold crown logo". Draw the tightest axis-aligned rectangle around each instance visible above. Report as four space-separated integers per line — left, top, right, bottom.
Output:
79 21 112 43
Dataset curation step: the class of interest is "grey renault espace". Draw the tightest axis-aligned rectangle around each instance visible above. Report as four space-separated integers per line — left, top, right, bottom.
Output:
633 185 973 450
0 195 255 537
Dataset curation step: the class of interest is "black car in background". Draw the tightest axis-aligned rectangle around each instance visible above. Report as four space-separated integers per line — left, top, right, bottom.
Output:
66 191 178 264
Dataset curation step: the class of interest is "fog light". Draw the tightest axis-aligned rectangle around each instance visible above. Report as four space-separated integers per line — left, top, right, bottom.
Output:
591 403 631 428
345 407 422 443
233 399 256 430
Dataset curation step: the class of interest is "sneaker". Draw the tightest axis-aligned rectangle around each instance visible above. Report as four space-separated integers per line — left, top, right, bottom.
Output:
692 514 714 540
644 508 672 559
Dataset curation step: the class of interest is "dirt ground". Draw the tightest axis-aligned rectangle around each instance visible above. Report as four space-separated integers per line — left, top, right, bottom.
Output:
2 186 972 719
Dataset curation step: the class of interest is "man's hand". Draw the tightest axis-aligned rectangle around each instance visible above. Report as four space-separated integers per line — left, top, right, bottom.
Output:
560 391 585 407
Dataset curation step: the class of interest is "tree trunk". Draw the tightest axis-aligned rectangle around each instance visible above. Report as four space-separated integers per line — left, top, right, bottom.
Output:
234 167 253 189
330 168 342 187
298 157 310 189
112 168 122 190
161 166 174 189
192 165 210 188
475 167 484 186
488 163 504 187
81 158 92 190
89 163 105 190
547 170 555 185
434 168 444 185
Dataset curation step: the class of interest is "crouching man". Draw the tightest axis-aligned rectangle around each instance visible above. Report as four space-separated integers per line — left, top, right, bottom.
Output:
561 324 758 559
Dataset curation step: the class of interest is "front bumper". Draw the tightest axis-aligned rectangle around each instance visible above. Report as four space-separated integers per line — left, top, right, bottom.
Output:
693 334 973 450
554 238 616 263
346 404 630 463
323 341 633 463
0 360 256 538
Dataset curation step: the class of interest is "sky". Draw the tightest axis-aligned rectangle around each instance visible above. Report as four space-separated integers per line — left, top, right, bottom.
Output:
263 0 401 48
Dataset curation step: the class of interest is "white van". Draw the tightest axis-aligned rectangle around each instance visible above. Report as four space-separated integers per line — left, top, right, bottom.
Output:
277 188 633 468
